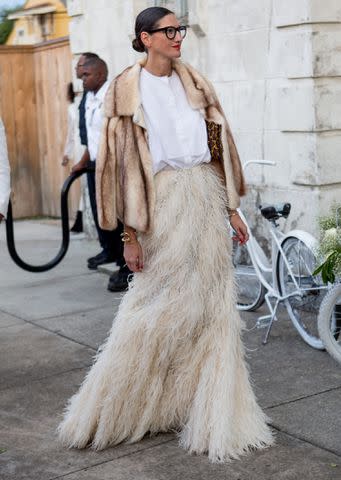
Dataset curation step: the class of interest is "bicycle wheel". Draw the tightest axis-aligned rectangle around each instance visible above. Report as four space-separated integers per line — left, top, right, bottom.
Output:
276 236 326 349
233 239 266 311
318 284 341 364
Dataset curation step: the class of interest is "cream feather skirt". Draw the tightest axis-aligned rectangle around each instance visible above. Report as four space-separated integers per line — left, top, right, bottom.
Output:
57 164 273 462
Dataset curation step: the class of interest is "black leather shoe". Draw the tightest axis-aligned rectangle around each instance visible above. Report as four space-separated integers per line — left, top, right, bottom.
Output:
107 270 130 292
87 251 115 270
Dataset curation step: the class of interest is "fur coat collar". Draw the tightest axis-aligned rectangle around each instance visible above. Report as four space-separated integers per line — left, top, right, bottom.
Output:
96 58 246 232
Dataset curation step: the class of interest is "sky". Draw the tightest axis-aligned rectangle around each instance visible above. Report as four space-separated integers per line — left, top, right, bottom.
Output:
0 0 25 10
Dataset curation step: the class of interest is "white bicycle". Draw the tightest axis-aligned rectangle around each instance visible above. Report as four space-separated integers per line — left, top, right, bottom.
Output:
317 282 341 364
233 160 328 349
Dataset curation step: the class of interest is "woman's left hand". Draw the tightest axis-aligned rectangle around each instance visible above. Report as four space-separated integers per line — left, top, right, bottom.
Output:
230 214 249 245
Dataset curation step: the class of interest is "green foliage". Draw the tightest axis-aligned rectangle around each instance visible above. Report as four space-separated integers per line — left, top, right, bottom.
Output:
0 3 25 45
318 204 341 231
313 248 341 284
0 17 14 44
314 204 341 283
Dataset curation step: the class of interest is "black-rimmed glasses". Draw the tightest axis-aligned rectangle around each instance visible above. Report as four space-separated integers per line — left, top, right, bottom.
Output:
147 25 188 40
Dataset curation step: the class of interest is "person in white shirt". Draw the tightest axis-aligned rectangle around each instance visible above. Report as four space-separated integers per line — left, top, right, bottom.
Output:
72 57 129 288
0 118 10 222
58 6 272 462
62 82 83 233
62 83 77 167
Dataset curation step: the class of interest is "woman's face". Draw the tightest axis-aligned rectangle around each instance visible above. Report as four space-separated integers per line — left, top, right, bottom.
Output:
141 14 184 59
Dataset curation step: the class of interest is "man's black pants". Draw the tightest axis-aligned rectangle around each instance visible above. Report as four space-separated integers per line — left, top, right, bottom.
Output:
87 164 125 266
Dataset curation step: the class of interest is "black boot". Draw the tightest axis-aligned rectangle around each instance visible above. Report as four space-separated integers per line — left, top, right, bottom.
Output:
107 265 131 292
70 210 83 233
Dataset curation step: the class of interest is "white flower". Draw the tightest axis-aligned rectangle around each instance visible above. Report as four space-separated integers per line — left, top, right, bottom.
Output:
324 228 338 241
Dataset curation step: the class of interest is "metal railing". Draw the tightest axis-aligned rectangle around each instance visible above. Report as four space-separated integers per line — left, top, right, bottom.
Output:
5 166 93 272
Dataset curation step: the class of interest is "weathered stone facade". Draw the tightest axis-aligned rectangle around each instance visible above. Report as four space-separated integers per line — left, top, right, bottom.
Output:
67 0 341 237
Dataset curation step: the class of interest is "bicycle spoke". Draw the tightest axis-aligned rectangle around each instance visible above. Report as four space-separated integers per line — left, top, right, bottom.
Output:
276 236 326 349
233 239 265 311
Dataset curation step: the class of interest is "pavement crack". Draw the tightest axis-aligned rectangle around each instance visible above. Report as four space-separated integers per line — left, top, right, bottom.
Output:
48 437 175 480
271 425 341 458
0 365 91 393
0 308 98 350
30 301 119 321
26 319 97 351
265 385 341 410
0 308 27 322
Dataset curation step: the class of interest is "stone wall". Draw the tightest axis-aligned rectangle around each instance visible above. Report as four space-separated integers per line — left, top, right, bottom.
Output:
66 0 341 238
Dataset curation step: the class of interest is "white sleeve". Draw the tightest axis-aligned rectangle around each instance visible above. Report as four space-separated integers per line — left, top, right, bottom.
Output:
63 104 75 159
0 118 10 218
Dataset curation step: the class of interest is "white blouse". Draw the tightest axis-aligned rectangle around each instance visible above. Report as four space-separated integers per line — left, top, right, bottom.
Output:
139 68 211 174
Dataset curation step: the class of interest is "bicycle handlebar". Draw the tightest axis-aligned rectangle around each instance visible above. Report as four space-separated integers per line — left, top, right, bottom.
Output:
242 160 276 172
5 166 94 273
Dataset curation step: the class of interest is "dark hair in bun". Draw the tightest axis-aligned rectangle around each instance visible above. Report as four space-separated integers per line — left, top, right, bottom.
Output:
132 6 174 53
132 37 145 53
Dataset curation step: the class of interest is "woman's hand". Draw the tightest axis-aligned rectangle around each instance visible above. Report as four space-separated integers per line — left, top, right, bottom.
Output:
62 155 69 166
124 240 144 272
230 213 249 245
71 149 90 173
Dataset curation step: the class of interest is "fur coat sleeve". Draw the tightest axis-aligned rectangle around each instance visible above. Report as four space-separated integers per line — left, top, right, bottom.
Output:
96 116 119 231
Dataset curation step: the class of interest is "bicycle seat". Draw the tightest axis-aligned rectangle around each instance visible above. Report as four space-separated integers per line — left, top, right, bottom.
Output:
259 203 291 220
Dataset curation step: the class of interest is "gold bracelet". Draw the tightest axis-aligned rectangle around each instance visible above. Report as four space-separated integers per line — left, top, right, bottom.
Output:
120 231 136 243
228 211 239 218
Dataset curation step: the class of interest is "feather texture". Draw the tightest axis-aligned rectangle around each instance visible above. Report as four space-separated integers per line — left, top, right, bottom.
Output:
58 164 273 462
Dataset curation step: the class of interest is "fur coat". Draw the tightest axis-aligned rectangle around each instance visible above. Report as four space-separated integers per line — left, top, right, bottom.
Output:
96 58 246 233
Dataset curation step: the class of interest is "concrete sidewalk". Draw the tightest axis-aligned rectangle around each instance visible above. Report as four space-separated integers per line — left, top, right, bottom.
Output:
0 220 340 480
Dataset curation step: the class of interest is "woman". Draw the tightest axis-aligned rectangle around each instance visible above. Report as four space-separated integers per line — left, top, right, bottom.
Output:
58 7 273 462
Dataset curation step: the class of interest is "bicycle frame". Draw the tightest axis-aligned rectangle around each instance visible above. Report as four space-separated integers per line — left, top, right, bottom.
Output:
237 160 326 344
238 209 295 338
237 209 281 295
